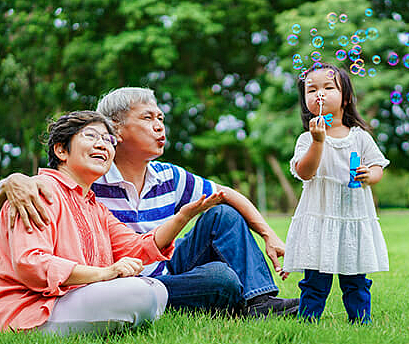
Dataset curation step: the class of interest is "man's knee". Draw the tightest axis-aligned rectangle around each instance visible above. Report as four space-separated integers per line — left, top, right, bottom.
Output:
202 262 242 297
200 204 245 233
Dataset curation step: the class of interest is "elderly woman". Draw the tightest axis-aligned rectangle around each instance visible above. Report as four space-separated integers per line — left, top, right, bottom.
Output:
0 111 223 335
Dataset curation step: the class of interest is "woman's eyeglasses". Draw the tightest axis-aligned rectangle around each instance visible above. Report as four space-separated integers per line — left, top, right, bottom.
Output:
80 128 117 147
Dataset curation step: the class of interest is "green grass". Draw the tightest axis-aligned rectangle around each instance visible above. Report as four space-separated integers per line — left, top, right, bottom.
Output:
1 210 408 344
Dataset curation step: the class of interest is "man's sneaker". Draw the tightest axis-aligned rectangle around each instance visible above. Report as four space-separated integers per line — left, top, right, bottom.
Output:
244 295 299 318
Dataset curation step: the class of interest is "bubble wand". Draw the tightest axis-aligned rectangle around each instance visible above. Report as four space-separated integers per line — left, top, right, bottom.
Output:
316 91 333 127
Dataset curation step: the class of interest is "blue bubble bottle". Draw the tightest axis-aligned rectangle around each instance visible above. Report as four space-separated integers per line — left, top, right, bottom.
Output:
348 152 361 188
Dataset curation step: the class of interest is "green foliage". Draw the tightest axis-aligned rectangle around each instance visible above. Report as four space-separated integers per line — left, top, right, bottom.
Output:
373 169 409 208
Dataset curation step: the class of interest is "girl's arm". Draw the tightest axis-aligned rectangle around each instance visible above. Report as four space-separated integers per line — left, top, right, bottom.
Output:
295 117 326 180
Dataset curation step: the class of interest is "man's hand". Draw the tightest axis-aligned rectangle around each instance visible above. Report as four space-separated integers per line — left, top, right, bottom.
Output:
2 173 53 232
179 191 225 221
264 235 289 281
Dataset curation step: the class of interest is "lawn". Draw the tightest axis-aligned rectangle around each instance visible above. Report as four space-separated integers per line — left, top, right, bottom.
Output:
0 210 408 344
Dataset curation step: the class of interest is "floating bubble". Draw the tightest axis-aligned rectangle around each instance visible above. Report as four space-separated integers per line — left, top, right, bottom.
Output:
355 29 367 43
306 78 313 87
326 69 335 79
327 12 338 24
293 59 304 70
293 53 302 60
368 68 376 77
310 28 318 36
366 27 379 40
292 24 301 34
335 49 347 61
287 34 299 46
351 35 359 44
328 22 336 30
350 64 360 75
365 8 373 17
372 55 381 64
338 35 349 47
355 58 365 67
358 67 366 77
353 45 362 54
403 54 409 68
312 62 323 70
301 67 307 74
311 51 322 62
348 49 360 62
402 142 409 152
387 52 399 66
407 92 409 102
390 91 403 105
312 36 324 48
339 13 348 23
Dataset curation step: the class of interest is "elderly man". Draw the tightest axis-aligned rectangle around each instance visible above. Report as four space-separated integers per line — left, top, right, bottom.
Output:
0 87 298 317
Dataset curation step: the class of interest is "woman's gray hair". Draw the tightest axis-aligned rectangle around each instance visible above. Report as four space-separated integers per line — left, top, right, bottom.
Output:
96 87 157 123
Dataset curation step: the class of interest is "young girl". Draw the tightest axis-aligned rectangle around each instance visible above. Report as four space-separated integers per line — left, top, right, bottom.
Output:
283 63 389 324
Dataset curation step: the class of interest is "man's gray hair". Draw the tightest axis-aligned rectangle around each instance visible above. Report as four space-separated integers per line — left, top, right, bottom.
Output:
96 87 157 123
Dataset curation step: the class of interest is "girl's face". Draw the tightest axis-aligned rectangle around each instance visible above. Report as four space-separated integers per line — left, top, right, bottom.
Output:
56 122 116 189
305 69 343 118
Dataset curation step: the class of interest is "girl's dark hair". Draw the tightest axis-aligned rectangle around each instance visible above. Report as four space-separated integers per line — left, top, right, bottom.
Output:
297 62 370 132
47 110 116 169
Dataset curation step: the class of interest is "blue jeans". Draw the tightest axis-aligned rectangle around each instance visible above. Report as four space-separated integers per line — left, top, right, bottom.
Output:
299 269 372 324
156 204 278 311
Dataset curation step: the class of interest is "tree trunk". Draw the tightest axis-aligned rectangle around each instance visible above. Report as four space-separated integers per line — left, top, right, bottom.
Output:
267 154 298 211
225 149 241 191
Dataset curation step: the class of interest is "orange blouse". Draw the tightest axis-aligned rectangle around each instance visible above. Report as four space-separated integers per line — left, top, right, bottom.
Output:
0 169 174 331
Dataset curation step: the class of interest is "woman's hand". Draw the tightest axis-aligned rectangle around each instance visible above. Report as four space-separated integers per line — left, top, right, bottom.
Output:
63 257 144 286
309 116 326 143
1 173 53 232
264 236 290 281
179 191 225 221
104 257 144 280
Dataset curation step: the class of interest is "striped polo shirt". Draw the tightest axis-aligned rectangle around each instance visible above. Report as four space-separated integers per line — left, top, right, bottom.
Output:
92 161 216 277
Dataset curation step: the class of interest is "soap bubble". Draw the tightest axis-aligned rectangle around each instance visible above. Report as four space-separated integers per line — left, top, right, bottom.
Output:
310 28 318 36
390 91 403 105
403 54 409 68
328 22 336 30
358 67 366 77
372 55 381 64
354 58 365 67
312 62 323 70
326 69 335 79
365 8 373 17
293 58 304 70
350 64 360 75
355 29 367 43
335 49 347 61
407 92 409 102
292 24 301 34
327 12 338 24
352 45 362 54
292 53 302 61
287 34 299 46
366 27 379 40
348 48 360 62
312 36 324 48
387 52 399 66
338 35 349 47
311 51 322 62
339 14 348 23
351 35 359 44
368 68 377 77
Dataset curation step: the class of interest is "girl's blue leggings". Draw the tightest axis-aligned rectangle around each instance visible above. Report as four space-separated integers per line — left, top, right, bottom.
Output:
299 269 372 324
